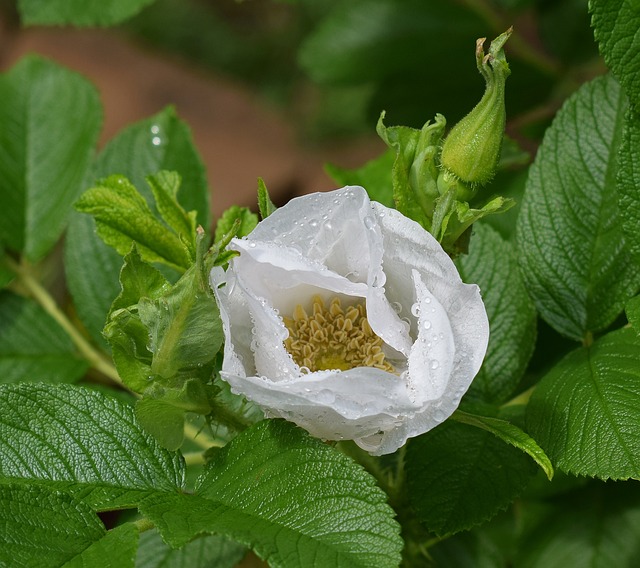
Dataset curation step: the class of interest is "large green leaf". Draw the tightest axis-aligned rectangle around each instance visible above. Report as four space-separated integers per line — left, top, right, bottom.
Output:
628 295 640 333
406 420 536 536
0 56 101 261
515 482 640 567
140 420 402 568
136 530 246 568
617 106 640 260
526 326 640 479
18 0 157 26
0 291 88 384
457 223 537 403
517 74 640 340
64 107 209 348
63 523 138 568
0 383 185 509
0 484 105 568
591 0 640 107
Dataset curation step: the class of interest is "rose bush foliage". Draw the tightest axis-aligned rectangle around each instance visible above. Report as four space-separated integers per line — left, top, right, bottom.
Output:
210 186 489 455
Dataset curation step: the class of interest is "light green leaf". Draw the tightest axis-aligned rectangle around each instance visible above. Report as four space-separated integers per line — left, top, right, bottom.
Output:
136 529 246 568
63 523 138 568
18 0 157 26
617 106 640 260
526 326 640 479
257 178 277 220
628 295 640 333
0 55 101 261
0 291 88 384
214 206 258 244
452 410 553 480
325 150 395 208
0 383 185 509
515 482 640 567
457 223 537 403
406 420 536 536
517 74 640 340
139 420 402 568
591 0 640 106
65 107 209 348
75 174 193 271
0 484 105 568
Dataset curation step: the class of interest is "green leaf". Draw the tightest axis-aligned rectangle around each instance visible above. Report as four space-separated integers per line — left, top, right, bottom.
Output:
257 178 277 220
0 383 185 509
515 482 640 567
18 0 157 26
526 326 640 479
62 523 138 568
64 107 209 347
452 410 554 480
457 223 537 403
406 420 536 536
517 74 640 340
213 206 258 244
136 529 246 568
325 150 395 208
0 291 88 384
75 174 193 271
0 55 101 261
617 106 640 260
628 295 640 332
0 484 105 568
139 420 402 567
591 0 640 107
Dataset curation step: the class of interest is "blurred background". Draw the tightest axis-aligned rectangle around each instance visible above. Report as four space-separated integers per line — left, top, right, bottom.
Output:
0 0 604 228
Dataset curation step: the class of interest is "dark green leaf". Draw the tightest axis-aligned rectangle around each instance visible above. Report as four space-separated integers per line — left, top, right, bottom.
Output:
517 74 640 340
257 178 277 220
591 0 640 107
0 383 185 509
526 326 640 479
64 107 209 347
0 291 88 384
63 523 138 568
628 295 640 333
0 55 101 261
515 482 640 567
617 106 640 260
75 174 193 271
18 0 157 26
213 206 258 244
406 420 536 535
0 484 105 568
136 529 246 568
140 420 402 567
457 223 537 403
325 150 394 208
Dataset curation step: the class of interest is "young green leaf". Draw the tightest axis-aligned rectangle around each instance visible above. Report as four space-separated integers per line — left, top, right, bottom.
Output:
406 420 536 536
213 206 258 244
0 291 88 384
457 223 537 403
0 55 101 261
617 106 640 260
517 74 640 341
325 150 395 208
591 0 640 107
257 178 278 219
136 530 246 568
17 0 157 26
0 484 105 568
526 326 640 479
0 383 185 509
65 107 209 349
139 420 403 568
62 523 138 568
75 175 193 271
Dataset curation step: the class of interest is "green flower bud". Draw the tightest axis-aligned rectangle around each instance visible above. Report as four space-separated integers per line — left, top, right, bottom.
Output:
440 28 512 189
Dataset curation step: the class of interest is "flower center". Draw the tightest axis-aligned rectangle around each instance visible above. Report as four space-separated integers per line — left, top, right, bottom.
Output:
283 295 395 373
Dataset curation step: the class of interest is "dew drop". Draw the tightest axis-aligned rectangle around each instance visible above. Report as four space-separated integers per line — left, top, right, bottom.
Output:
150 125 160 134
411 303 420 317
364 215 376 229
248 242 256 248
430 360 439 370
151 136 162 146
424 297 431 304
323 220 333 230
433 409 445 422
317 389 336 404
391 301 402 314
423 320 432 330
309 219 318 228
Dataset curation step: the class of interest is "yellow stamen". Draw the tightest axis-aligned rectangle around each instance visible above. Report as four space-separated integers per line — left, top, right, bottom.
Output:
283 295 395 373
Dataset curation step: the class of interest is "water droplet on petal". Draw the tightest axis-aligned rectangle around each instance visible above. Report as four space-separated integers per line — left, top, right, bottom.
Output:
309 219 318 227
423 320 432 330
391 301 402 314
364 215 375 229
430 360 439 370
411 303 420 317
248 242 256 248
433 409 445 422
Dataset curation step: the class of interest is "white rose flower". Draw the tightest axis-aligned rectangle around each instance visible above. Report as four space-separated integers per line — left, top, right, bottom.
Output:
210 186 489 455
